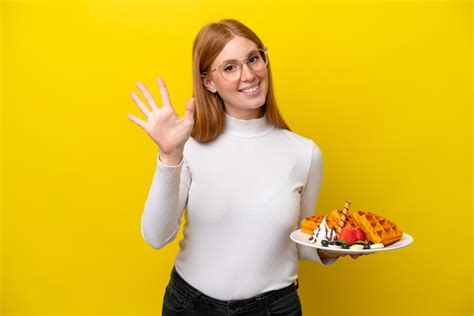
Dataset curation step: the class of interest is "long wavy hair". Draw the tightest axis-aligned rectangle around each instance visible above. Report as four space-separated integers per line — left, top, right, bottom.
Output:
191 18 291 143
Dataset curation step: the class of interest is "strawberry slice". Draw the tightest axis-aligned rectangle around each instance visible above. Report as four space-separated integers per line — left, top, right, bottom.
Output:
338 227 358 244
354 228 367 241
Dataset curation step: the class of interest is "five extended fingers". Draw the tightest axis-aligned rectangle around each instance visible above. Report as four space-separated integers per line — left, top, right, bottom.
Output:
128 76 180 129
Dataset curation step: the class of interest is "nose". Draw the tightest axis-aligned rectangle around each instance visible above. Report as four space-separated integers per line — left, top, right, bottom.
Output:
240 63 256 82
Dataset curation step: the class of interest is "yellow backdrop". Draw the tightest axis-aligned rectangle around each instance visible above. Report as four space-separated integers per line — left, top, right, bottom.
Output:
1 0 472 315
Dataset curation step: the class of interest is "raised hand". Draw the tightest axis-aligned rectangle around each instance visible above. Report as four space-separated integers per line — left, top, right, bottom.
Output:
128 77 195 161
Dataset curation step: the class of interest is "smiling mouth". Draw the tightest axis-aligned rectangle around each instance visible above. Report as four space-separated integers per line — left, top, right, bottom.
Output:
239 82 260 94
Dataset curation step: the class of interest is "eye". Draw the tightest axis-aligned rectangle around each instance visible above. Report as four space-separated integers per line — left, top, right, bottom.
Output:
248 54 260 64
223 64 238 73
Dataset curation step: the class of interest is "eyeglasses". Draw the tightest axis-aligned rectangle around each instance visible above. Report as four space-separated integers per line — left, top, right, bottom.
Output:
200 48 268 82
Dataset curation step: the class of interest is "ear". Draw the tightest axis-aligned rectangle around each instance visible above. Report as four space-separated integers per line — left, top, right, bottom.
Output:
202 76 217 93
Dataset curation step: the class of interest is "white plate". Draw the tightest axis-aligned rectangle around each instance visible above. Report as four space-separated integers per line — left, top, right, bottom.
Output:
290 229 414 254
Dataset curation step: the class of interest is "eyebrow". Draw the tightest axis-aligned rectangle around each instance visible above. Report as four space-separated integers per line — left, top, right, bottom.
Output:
219 49 259 65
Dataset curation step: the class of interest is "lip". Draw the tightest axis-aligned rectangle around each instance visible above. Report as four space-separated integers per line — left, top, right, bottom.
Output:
239 82 260 96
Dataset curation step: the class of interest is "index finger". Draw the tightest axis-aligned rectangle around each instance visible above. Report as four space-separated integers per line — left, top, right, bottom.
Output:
157 77 173 109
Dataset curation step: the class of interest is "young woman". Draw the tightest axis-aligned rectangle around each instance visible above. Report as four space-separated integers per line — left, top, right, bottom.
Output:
128 18 354 316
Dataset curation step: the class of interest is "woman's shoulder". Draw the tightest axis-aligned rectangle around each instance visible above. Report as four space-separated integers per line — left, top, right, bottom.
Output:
278 129 323 164
275 128 322 172
275 127 320 151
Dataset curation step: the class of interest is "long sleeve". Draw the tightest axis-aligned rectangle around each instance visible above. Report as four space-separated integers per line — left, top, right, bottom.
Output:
296 142 338 266
140 152 191 249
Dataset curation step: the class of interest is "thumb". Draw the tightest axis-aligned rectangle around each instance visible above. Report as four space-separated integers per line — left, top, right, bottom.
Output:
185 97 195 119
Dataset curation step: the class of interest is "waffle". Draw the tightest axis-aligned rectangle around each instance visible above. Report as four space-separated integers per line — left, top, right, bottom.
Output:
300 215 325 234
327 209 360 231
351 210 403 246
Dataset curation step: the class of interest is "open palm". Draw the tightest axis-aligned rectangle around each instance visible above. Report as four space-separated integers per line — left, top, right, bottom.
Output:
128 77 195 155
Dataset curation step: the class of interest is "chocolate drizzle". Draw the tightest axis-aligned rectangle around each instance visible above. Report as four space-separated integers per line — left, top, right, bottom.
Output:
326 227 336 240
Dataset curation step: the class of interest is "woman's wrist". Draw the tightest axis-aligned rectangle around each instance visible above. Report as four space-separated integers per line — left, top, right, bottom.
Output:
159 151 183 166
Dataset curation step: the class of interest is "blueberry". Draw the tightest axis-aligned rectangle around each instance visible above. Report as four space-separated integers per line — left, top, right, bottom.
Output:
321 240 329 247
363 244 371 249
342 243 350 249
329 240 336 245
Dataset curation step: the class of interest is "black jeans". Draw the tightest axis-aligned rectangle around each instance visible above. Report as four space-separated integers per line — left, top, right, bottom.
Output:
162 266 302 315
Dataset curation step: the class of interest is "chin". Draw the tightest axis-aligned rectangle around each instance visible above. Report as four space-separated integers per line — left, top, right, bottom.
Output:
243 88 267 106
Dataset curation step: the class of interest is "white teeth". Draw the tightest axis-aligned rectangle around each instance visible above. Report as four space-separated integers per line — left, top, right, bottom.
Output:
240 84 259 93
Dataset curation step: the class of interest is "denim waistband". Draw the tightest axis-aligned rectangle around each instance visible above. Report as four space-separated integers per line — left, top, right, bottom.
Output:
168 266 299 312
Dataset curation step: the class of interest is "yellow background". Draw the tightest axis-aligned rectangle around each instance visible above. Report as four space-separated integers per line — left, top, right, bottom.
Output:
1 0 472 315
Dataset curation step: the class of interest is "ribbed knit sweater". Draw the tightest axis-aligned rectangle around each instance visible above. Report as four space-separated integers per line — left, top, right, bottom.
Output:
141 111 336 300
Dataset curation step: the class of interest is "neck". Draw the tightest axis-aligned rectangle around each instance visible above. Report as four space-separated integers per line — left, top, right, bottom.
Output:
223 111 275 138
223 107 264 120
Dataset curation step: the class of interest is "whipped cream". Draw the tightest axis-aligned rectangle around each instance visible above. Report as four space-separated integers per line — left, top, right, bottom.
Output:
309 216 337 246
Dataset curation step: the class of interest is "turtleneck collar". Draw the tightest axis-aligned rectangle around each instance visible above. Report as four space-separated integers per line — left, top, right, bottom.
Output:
223 111 275 138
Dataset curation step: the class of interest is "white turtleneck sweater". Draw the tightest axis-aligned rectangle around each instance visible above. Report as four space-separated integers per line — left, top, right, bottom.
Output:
141 112 337 300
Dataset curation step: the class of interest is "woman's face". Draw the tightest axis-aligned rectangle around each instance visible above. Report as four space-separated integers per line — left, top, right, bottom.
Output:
202 36 269 120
